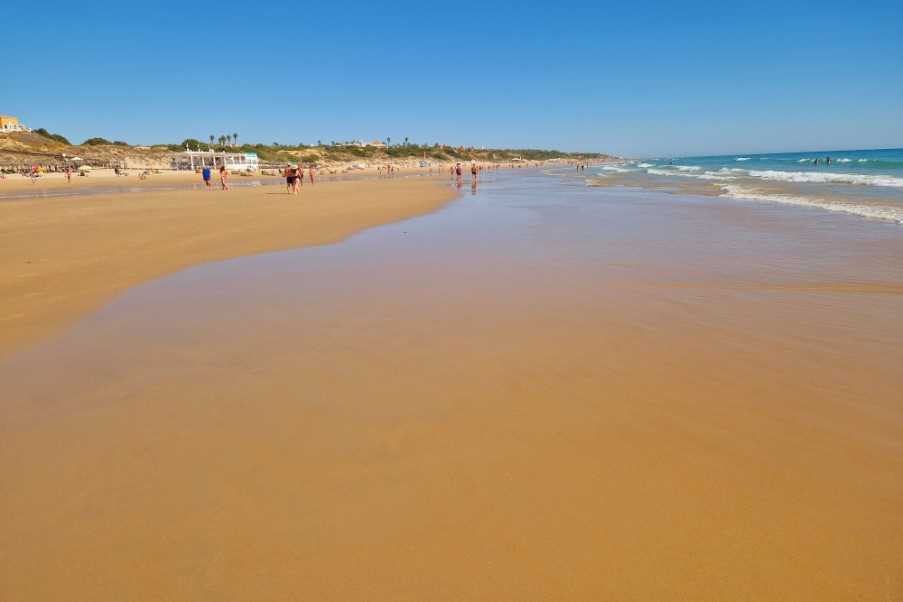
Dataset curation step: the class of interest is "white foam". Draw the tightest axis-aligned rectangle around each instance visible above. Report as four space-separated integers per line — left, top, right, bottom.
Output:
647 168 686 177
602 165 634 173
650 164 701 171
720 185 903 224
646 168 733 181
736 157 752 161
637 162 654 168
837 158 852 163
746 169 903 188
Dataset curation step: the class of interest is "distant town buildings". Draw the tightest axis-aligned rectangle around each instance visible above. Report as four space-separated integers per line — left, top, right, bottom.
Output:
0 115 30 132
343 140 388 148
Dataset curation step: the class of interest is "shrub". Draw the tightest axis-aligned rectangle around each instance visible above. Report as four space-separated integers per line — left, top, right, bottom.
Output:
33 128 71 145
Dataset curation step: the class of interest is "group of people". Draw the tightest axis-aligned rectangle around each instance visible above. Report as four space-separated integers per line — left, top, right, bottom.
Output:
200 164 230 190
282 164 316 194
451 162 481 181
449 162 484 193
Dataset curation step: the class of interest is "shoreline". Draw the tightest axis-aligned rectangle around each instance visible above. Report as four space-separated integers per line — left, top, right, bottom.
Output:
0 176 458 359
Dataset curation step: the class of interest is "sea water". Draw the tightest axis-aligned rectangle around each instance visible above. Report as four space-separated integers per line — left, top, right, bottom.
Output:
599 148 903 224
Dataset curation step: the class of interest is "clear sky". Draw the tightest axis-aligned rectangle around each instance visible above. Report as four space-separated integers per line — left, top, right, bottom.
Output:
3 0 901 157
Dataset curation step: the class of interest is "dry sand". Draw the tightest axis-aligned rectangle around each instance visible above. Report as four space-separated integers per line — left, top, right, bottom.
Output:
0 176 455 358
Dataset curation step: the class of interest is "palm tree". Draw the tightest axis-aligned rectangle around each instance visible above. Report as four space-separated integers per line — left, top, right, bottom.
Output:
387 137 391 147
218 135 226 149
404 136 409 147
209 135 214 149
226 135 232 147
232 132 238 148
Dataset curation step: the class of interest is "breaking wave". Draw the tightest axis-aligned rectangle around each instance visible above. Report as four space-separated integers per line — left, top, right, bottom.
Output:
647 168 733 180
745 170 903 188
720 185 903 224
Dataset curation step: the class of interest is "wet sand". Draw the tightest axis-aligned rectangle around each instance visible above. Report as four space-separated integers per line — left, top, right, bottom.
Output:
2 172 902 601
0 176 456 359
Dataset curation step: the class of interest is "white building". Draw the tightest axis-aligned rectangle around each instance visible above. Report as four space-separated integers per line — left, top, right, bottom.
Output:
0 115 30 132
174 150 259 172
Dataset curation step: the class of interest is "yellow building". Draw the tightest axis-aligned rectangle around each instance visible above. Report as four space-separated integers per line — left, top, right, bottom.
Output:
0 115 29 132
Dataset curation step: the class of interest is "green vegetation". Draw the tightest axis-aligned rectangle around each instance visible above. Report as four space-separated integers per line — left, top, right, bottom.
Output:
104 137 609 165
217 141 606 164
33 128 71 145
180 138 211 151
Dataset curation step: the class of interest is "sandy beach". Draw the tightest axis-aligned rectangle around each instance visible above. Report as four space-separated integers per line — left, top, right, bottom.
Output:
0 176 456 358
2 169 901 601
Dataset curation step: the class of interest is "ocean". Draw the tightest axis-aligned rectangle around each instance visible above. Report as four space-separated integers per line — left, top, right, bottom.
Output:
592 148 903 224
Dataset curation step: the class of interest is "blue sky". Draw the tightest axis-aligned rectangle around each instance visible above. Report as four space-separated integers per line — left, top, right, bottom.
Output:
3 0 901 156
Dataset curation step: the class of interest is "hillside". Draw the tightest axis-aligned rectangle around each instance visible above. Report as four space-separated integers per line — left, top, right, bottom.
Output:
0 131 610 170
0 132 174 169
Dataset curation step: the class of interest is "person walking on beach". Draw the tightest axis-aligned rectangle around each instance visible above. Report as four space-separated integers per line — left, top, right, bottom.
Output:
284 165 294 194
308 166 315 185
219 165 229 191
471 162 478 181
202 166 212 189
455 163 463 183
65 166 72 183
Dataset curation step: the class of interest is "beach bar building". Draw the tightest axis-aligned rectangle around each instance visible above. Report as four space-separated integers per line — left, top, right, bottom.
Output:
174 149 259 172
